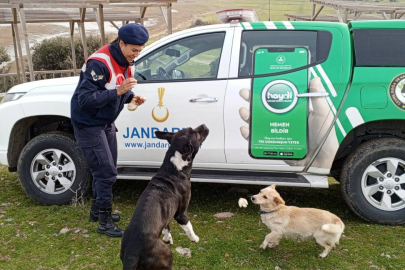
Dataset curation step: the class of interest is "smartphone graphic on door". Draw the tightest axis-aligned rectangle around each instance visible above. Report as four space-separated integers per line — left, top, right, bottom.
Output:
249 46 309 159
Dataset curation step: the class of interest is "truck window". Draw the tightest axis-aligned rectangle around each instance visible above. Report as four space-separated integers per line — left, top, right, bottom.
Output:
353 29 405 67
239 30 332 77
135 32 225 81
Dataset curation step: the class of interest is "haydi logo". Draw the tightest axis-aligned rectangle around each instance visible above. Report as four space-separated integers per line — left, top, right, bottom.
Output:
262 80 298 114
267 91 293 102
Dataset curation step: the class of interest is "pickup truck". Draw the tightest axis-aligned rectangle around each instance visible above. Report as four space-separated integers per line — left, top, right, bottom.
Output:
1 20 404 225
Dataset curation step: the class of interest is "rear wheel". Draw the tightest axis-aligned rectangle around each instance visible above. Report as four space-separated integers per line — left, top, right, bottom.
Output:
341 138 405 225
17 132 91 205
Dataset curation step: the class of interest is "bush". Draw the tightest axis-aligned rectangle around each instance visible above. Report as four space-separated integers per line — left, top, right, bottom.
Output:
32 36 72 70
0 45 10 65
32 35 113 71
0 66 19 92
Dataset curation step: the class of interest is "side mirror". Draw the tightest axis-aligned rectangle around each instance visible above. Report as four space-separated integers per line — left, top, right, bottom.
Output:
165 48 181 57
172 69 185 79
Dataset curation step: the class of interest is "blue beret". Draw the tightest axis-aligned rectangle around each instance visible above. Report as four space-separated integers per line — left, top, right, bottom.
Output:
118 23 149 45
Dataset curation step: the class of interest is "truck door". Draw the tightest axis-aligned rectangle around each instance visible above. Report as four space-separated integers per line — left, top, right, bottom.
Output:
224 22 350 173
115 28 234 167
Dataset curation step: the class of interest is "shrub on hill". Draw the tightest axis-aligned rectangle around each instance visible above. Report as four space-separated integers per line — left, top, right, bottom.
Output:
0 45 10 65
32 35 112 71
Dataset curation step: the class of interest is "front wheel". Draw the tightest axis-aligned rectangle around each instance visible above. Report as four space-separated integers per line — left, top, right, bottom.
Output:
17 132 92 205
341 138 405 225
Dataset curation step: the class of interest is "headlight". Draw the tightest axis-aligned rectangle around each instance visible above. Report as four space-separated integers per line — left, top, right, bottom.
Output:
0 93 26 104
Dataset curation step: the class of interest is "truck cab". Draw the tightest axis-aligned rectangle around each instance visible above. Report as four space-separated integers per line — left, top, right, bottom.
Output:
0 20 404 225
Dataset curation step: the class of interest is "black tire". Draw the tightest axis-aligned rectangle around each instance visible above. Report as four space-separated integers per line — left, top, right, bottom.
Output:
17 132 92 205
341 138 405 225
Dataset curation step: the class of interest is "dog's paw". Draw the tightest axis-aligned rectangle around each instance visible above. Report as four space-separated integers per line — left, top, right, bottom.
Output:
319 252 328 258
259 242 267 249
190 234 200 243
163 235 173 245
163 239 173 245
238 198 248 208
162 229 174 245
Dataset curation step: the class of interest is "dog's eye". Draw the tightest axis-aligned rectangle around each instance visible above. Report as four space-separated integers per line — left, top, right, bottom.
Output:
263 196 268 199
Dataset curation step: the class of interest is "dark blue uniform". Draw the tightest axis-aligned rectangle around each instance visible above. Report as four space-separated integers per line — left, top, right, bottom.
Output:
71 42 134 209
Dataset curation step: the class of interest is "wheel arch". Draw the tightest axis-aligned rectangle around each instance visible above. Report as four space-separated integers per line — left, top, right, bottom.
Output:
330 119 405 179
7 115 73 171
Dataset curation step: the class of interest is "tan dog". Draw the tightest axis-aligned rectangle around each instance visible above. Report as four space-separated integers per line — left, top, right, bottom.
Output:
238 185 344 258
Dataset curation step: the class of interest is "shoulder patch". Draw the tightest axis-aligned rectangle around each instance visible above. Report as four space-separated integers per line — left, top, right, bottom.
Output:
91 70 104 81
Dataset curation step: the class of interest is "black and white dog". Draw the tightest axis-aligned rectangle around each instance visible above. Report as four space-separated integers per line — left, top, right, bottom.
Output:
120 124 209 270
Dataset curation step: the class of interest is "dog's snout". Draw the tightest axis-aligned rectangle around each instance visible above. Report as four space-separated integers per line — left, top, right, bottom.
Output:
251 197 255 202
195 124 209 142
196 124 209 134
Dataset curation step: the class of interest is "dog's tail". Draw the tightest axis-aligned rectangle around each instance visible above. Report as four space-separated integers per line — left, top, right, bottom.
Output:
321 220 345 235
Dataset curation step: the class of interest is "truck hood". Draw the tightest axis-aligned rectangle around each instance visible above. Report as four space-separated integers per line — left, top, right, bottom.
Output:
7 76 80 94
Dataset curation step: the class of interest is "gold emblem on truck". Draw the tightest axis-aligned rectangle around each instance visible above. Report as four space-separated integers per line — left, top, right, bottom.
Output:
152 87 169 122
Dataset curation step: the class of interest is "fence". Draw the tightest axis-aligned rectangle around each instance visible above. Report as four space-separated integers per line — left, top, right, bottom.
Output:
0 69 77 93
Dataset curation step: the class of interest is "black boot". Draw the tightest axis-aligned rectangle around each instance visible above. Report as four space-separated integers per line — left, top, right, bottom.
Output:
97 208 124 238
89 200 120 222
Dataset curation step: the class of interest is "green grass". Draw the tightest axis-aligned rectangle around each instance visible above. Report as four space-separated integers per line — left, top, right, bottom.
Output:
0 165 404 270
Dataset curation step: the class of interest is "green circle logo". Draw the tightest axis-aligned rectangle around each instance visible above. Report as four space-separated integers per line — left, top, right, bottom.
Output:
389 73 405 111
276 55 286 64
261 80 298 113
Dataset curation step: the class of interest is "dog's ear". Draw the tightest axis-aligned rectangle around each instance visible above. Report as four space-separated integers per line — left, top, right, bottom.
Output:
270 184 277 189
155 131 174 143
182 142 194 162
274 195 285 206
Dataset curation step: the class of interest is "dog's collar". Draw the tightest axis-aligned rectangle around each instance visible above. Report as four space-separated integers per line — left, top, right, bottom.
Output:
259 210 276 215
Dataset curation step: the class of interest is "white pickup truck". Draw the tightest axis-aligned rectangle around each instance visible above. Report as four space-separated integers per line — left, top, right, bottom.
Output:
1 20 405 225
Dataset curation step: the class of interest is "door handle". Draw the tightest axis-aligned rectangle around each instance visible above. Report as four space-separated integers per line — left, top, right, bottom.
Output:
189 97 218 103
297 92 329 98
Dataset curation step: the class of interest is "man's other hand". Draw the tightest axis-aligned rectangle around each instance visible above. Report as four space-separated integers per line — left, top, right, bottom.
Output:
117 78 137 96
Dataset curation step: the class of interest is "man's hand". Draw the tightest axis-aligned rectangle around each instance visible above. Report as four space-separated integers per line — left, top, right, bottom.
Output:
128 96 146 111
117 78 137 96
132 96 146 106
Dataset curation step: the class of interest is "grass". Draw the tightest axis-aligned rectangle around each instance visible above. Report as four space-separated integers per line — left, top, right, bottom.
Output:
0 165 404 270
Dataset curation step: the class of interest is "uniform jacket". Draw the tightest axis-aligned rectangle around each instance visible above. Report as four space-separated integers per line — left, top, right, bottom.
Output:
71 42 135 128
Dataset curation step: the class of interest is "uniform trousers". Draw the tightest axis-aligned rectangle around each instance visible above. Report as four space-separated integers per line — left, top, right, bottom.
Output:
73 123 118 209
